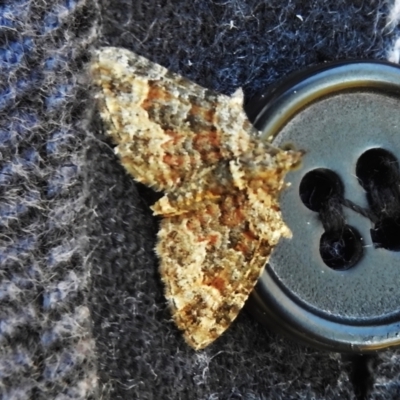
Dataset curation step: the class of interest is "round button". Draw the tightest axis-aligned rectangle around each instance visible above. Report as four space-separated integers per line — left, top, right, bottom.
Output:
245 61 400 353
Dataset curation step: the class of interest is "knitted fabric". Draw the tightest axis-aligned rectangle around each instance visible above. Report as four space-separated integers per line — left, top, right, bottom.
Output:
2 0 400 399
0 1 99 398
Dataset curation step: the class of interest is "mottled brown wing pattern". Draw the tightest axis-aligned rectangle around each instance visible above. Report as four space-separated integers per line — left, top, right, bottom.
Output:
92 47 256 192
91 47 301 350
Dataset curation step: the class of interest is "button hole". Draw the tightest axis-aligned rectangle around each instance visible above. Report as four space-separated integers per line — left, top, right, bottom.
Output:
299 169 364 270
320 225 364 271
356 148 400 190
371 216 400 251
299 168 344 212
356 148 400 251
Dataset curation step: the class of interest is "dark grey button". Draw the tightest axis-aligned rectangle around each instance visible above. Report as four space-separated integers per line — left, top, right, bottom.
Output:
245 61 400 353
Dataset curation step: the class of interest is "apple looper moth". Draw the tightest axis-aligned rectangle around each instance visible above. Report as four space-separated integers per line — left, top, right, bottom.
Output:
91 47 301 350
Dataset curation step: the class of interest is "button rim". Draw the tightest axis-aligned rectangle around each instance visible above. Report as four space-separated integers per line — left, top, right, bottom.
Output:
245 60 400 353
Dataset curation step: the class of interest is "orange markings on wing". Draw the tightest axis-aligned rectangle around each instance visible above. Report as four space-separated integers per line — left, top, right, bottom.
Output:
190 104 215 123
193 130 222 163
162 129 184 146
142 81 172 108
205 275 226 293
163 153 186 168
243 230 258 241
234 239 254 259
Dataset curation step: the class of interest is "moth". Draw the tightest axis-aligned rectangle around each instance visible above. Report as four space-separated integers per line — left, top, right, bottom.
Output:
91 47 301 350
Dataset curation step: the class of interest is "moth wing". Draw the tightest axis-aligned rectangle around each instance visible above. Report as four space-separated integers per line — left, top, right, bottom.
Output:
91 46 302 350
156 192 282 350
91 46 259 192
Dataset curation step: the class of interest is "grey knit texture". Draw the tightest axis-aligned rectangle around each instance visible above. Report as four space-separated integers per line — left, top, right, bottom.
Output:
2 0 400 399
0 1 99 398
